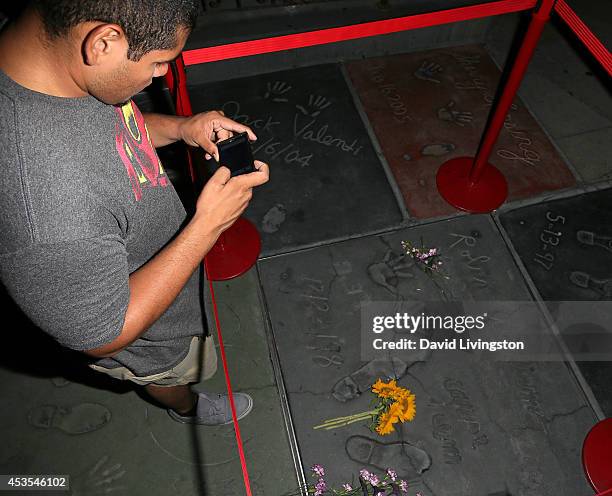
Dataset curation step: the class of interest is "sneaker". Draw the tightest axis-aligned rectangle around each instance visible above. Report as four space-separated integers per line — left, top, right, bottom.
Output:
167 392 253 425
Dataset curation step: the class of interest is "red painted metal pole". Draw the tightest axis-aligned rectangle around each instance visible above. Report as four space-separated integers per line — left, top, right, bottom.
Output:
469 0 556 184
174 55 194 117
165 55 193 117
436 0 557 212
165 57 196 182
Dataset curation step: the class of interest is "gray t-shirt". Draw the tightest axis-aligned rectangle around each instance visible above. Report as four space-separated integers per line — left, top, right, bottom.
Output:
0 70 206 376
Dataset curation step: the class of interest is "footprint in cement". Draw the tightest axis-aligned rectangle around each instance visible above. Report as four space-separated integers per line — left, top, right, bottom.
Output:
421 143 455 156
51 377 71 387
569 271 612 299
28 403 111 434
577 230 612 252
346 435 432 480
332 358 409 402
262 204 287 233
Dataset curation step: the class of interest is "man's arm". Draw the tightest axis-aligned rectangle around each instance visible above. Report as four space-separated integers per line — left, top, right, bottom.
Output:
142 112 187 148
83 211 217 358
84 162 269 358
143 111 257 161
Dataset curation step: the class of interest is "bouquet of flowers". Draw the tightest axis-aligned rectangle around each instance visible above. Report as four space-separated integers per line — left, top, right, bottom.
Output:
401 239 443 275
305 464 416 496
314 379 415 436
401 238 450 299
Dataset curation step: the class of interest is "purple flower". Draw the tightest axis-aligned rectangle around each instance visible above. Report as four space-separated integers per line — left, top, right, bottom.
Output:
386 469 397 482
314 478 327 496
359 469 371 481
342 483 353 491
399 480 409 494
369 474 380 487
312 464 325 477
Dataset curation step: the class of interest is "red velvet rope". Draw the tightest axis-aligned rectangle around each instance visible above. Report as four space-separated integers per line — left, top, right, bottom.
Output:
554 0 612 77
183 0 536 65
204 258 253 496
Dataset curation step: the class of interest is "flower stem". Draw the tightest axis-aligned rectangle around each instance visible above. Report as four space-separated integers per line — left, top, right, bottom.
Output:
314 413 373 428
321 415 376 430
319 410 376 423
313 410 377 430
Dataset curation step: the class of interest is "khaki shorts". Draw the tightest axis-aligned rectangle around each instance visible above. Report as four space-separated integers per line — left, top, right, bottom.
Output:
88 334 218 387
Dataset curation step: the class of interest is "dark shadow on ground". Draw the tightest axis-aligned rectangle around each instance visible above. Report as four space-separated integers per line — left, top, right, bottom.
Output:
1 285 132 395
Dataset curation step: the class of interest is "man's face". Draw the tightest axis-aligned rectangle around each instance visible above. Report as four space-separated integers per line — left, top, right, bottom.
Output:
87 27 189 105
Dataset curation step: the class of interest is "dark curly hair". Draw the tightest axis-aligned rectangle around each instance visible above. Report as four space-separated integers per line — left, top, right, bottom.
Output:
33 0 199 61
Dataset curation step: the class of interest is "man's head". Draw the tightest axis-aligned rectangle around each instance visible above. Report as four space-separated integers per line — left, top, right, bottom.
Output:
32 0 199 104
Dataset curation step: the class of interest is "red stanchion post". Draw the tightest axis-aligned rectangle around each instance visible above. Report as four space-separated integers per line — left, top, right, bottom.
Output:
164 55 192 117
174 55 194 117
165 56 197 183
436 0 557 213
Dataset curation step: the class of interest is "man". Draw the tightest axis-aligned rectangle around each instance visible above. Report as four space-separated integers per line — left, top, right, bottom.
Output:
0 0 269 425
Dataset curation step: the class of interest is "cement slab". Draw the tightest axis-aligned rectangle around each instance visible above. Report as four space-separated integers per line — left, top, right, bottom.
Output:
188 64 403 256
514 72 611 141
500 188 612 416
499 189 612 301
258 215 595 494
556 127 612 183
345 45 576 218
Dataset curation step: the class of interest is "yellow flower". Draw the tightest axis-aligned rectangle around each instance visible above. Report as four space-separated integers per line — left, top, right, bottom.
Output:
395 392 416 422
375 410 398 435
372 378 399 398
317 380 415 436
387 401 403 420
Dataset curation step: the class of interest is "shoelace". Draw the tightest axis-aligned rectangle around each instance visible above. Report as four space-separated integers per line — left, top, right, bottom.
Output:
200 395 225 419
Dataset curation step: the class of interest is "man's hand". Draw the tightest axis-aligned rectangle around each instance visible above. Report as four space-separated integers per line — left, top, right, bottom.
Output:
194 160 270 236
179 111 257 162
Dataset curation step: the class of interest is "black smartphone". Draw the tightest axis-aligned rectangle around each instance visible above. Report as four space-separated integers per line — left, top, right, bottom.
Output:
217 132 256 177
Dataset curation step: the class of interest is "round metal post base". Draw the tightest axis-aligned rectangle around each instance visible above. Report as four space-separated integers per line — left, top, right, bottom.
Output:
583 418 612 494
205 217 261 281
436 157 508 213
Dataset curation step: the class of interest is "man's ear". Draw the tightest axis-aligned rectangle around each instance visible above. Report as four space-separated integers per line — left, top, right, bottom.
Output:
82 24 126 66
